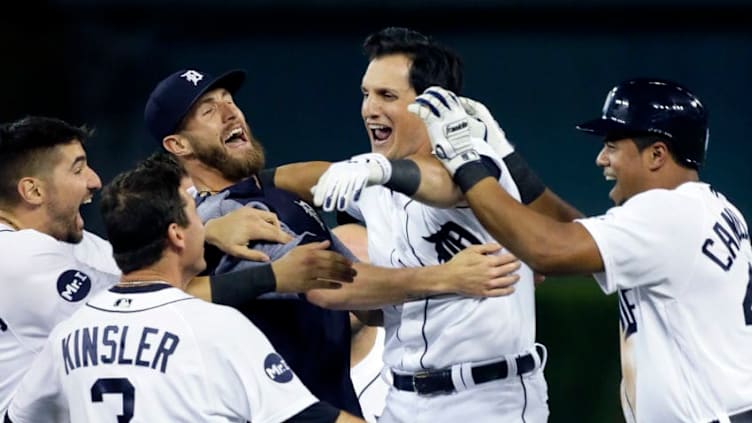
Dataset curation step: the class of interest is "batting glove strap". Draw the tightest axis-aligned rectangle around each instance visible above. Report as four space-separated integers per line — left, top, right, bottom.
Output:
350 152 392 185
453 160 495 193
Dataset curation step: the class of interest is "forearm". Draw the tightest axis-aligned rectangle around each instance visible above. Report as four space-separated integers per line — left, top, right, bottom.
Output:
529 188 585 222
273 161 331 203
404 155 463 207
465 177 600 275
306 262 453 310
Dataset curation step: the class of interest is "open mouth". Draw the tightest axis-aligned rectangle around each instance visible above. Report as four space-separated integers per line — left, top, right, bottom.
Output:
369 123 392 145
224 127 248 148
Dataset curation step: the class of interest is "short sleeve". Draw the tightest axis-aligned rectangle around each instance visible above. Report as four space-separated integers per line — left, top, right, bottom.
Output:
204 308 318 423
576 189 696 295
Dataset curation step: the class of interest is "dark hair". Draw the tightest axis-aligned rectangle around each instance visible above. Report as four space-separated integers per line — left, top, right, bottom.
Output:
362 27 463 95
0 116 92 206
100 151 190 273
610 133 685 168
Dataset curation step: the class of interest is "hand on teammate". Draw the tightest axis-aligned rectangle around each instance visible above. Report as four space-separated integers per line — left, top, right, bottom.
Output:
204 206 293 262
407 86 481 176
459 96 515 159
272 240 358 292
311 153 392 212
439 243 521 297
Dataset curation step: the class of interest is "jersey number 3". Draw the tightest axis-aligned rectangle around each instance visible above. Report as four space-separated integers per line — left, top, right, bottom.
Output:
91 378 134 422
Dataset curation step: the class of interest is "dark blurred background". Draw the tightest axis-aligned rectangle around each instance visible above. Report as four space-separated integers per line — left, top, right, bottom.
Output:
3 1 751 421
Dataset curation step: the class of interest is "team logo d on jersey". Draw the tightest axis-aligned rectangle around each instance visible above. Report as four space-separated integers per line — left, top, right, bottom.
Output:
423 221 481 263
56 269 92 302
264 353 293 383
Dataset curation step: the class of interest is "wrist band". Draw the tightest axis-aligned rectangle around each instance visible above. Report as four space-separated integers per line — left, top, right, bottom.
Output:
384 159 421 196
454 161 495 193
209 264 276 307
503 152 546 204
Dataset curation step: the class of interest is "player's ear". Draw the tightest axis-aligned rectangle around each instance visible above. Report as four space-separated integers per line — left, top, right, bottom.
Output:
646 141 669 171
166 222 187 251
163 134 192 158
17 177 45 206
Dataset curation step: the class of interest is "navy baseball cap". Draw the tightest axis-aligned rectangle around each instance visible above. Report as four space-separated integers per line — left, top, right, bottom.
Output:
144 68 246 142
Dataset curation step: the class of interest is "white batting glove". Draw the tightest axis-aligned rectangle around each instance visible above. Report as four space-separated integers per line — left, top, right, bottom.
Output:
459 96 515 158
407 86 481 176
311 153 391 212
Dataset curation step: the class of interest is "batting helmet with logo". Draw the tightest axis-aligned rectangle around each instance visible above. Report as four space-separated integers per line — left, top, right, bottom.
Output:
576 78 709 169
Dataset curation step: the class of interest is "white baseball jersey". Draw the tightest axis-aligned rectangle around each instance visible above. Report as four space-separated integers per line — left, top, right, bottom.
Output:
577 182 752 422
346 140 548 422
7 283 318 422
350 327 389 423
0 225 120 414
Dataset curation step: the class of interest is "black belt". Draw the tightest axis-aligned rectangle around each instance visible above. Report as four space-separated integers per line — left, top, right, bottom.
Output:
392 350 538 395
711 408 752 423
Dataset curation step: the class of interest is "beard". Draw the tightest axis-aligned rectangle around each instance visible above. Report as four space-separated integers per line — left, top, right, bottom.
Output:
46 197 83 244
189 133 266 182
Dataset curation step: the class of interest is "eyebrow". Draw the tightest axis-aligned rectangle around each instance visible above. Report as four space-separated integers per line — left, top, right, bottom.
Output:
69 154 87 170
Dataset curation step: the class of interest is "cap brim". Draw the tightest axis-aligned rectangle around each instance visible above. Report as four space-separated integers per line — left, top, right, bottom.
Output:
206 69 246 94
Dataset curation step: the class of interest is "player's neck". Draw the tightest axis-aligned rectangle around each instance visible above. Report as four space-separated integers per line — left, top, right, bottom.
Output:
186 162 245 196
119 268 179 289
0 209 25 231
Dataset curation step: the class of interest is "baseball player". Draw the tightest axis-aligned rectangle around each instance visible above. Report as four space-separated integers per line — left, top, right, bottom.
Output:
401 81 752 422
143 64 523 419
5 153 364 422
0 117 122 414
303 27 586 422
0 116 352 415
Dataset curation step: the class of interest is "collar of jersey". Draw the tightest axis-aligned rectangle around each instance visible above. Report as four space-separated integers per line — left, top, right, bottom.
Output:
110 283 173 294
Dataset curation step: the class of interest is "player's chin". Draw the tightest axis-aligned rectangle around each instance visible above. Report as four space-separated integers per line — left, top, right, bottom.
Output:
65 228 85 244
608 187 624 206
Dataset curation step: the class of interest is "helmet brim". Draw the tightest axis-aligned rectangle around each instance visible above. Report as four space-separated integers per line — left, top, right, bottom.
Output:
575 118 631 137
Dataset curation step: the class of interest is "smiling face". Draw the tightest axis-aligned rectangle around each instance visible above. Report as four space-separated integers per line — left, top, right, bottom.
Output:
360 53 431 159
595 137 653 205
44 141 101 243
180 87 265 181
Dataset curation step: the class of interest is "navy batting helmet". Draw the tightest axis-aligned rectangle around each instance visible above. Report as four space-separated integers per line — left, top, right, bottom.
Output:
576 78 709 169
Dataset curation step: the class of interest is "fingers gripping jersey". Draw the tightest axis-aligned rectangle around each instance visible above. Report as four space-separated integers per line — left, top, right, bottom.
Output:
0 226 120 413
7 285 317 422
577 183 752 422
195 178 362 417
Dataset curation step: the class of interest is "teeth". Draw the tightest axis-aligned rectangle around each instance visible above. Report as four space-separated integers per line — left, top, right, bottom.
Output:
82 198 92 205
604 175 616 181
368 124 387 130
224 128 243 142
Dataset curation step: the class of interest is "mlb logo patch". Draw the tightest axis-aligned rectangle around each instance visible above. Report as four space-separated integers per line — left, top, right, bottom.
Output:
114 298 132 308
